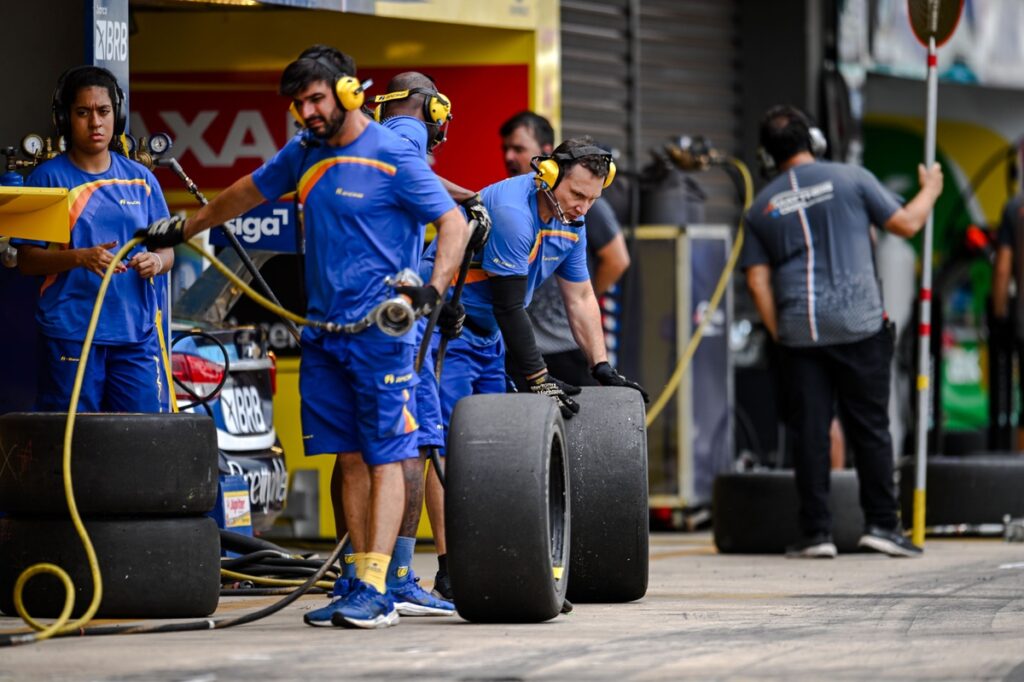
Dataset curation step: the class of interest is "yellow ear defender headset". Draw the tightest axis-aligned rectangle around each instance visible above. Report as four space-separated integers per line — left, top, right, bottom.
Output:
531 144 616 192
287 53 373 128
372 88 453 147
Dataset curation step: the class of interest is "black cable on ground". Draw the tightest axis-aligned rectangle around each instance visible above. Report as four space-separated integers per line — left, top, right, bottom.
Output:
15 533 348 640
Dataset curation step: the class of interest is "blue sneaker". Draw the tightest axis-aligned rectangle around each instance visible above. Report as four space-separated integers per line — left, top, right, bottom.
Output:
390 571 455 616
330 576 357 598
329 580 400 629
301 577 358 627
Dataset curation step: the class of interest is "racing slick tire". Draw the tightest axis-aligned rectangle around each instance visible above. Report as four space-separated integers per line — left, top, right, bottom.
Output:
446 394 570 623
563 387 648 603
0 413 218 516
899 456 1024 526
0 516 221 618
713 470 865 553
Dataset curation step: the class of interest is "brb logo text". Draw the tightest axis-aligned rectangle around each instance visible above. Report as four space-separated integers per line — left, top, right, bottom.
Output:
94 7 128 62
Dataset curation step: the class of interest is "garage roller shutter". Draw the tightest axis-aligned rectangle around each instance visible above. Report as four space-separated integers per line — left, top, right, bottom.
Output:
561 0 741 223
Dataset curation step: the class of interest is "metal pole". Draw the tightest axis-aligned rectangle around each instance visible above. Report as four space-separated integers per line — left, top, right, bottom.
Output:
912 34 938 547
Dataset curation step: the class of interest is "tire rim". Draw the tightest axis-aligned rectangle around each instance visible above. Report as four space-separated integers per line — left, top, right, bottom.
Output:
548 431 568 584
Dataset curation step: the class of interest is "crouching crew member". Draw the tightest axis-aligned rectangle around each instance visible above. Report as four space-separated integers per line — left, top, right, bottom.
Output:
421 136 648 598
15 65 174 413
138 46 470 629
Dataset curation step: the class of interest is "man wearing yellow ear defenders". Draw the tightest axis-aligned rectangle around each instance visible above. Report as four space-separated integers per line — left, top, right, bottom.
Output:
417 137 648 606
367 70 492 617
500 111 632 390
137 44 471 629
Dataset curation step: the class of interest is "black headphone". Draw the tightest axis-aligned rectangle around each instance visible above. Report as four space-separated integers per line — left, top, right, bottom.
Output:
287 51 372 126
530 144 616 192
51 65 127 138
757 106 827 176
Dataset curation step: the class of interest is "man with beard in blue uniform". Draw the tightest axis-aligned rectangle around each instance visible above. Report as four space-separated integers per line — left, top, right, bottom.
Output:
138 46 470 629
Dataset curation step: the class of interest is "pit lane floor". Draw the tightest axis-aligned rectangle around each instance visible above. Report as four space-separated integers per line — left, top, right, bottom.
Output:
2 533 1023 681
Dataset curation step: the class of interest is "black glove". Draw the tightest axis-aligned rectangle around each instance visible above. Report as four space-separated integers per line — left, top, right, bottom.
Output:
527 372 581 419
395 284 441 316
438 300 465 339
461 194 492 252
135 215 187 249
591 361 650 403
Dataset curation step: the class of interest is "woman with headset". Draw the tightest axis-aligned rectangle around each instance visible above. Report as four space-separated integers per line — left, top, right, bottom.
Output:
13 65 173 413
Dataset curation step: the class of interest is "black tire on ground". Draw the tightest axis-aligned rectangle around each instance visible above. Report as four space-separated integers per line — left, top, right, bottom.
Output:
713 470 865 553
446 394 570 623
563 387 648 603
0 516 221 618
899 456 1024 526
0 413 218 515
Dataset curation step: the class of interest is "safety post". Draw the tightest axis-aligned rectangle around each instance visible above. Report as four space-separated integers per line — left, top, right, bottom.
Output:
909 0 963 547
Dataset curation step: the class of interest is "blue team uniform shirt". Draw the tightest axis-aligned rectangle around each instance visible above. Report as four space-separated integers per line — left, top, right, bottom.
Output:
422 173 590 346
382 114 446 447
14 153 169 344
383 115 429 157
251 124 454 343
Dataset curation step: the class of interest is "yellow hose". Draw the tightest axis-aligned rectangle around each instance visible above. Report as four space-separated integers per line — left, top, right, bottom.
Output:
154 308 179 414
10 239 142 641
645 158 754 427
5 238 335 642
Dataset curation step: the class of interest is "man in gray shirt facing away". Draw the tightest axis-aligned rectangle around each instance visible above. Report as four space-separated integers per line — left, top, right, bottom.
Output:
500 110 631 386
742 105 942 559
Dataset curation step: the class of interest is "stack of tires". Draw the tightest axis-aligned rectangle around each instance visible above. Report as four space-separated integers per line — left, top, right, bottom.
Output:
898 455 1024 527
445 387 649 623
0 413 221 619
712 470 865 553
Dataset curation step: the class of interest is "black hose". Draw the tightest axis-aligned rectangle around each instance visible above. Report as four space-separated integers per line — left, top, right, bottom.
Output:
940 143 1015 239
219 530 296 556
220 587 328 597
219 549 289 570
434 248 474 380
170 330 230 414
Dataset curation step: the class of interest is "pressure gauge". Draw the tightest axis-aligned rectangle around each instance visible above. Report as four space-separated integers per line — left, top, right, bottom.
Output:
123 133 137 156
147 133 172 155
57 136 67 153
21 134 44 158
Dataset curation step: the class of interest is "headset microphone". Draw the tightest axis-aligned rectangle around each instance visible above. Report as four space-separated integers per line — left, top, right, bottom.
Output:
541 190 583 227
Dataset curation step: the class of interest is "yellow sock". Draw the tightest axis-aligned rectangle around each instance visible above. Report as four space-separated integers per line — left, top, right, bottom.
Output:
352 552 366 580
360 552 390 594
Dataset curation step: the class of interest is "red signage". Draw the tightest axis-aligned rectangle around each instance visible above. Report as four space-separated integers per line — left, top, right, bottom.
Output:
131 65 528 207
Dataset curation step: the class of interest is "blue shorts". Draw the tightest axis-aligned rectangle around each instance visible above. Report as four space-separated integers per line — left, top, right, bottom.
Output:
416 330 444 449
299 332 420 466
36 331 168 413
436 333 507 455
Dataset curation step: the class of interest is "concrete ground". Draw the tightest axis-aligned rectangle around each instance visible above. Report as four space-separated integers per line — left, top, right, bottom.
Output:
2 533 1024 681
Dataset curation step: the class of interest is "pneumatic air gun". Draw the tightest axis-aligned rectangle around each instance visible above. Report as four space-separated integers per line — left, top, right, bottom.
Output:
375 269 424 337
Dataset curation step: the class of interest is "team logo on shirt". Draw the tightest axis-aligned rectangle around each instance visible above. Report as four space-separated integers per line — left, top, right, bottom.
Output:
764 181 834 217
335 187 365 199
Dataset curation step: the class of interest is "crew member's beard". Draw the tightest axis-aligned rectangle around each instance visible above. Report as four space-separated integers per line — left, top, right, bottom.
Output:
310 108 346 140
